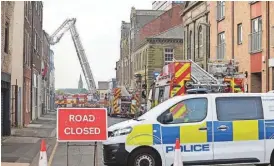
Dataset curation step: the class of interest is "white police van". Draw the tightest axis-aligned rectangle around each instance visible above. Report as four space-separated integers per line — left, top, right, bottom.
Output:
103 93 274 166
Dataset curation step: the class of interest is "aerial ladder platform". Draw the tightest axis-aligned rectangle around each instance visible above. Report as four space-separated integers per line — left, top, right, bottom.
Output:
47 18 98 99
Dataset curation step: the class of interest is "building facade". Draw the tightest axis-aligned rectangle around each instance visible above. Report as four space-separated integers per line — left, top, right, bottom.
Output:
152 1 184 11
10 1 25 127
182 1 210 69
41 30 49 115
1 1 15 136
132 25 184 100
128 8 165 88
119 21 130 88
49 49 55 110
210 1 274 92
31 1 43 120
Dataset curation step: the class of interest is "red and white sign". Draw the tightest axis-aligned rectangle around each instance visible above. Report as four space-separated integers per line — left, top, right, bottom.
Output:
57 108 107 142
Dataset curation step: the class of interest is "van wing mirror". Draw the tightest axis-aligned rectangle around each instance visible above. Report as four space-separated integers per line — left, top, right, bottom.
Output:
163 112 173 124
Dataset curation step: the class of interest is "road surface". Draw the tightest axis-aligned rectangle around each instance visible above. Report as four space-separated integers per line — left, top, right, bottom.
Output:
50 116 127 166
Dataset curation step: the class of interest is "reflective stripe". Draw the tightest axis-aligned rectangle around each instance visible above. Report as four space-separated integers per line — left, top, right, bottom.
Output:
233 120 259 141
126 124 154 146
126 119 274 147
266 120 274 139
170 103 187 119
180 122 207 143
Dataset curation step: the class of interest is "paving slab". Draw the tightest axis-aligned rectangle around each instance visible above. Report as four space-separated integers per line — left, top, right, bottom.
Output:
1 111 57 165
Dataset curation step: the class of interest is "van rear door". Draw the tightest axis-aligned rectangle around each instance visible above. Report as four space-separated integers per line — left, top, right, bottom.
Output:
212 95 264 163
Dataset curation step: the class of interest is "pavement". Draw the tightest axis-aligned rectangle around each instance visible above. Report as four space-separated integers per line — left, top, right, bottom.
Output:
1 110 57 166
50 116 128 166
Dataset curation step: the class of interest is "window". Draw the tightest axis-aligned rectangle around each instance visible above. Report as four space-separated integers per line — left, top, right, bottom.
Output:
217 32 225 59
187 31 192 60
216 97 263 121
34 32 37 51
249 17 262 53
237 23 242 44
158 98 208 124
216 1 225 21
198 26 203 58
164 48 174 65
4 22 9 54
252 17 262 33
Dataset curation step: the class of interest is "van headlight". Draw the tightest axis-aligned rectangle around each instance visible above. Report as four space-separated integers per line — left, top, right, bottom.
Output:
112 127 133 137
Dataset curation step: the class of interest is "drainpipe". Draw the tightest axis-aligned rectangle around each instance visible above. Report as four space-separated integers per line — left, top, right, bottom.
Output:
266 1 270 92
193 21 196 62
232 1 235 60
30 1 34 119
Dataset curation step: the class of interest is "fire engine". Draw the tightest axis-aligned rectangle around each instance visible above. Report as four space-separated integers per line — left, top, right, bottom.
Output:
147 59 246 110
108 86 133 117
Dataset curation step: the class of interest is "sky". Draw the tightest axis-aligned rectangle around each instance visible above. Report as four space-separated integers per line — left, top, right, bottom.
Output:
43 0 152 89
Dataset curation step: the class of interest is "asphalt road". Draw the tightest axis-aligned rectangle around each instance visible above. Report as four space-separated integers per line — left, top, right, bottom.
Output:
50 116 127 166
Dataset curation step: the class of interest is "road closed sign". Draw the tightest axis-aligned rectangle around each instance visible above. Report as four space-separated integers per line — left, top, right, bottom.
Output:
57 108 107 142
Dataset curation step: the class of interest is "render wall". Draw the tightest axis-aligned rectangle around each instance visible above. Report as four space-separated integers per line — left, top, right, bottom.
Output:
11 1 24 126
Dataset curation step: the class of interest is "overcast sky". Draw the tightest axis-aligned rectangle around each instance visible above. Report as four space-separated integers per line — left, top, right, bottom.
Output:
43 0 152 89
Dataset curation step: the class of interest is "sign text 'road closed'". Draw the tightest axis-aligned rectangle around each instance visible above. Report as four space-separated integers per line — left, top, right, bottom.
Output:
57 108 107 142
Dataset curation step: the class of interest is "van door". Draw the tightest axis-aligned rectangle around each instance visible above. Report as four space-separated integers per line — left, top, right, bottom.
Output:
157 96 213 165
212 96 264 163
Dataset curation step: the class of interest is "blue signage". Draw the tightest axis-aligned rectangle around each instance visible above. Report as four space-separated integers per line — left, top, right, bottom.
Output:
153 72 160 79
166 144 210 153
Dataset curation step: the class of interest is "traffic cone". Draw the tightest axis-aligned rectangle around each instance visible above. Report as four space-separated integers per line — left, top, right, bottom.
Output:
39 139 47 166
173 138 183 166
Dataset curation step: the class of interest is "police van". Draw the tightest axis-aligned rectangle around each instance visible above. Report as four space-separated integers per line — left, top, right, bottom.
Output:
103 93 274 166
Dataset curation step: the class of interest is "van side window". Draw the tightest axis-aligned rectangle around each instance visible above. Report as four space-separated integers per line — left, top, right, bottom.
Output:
158 98 208 124
216 97 263 121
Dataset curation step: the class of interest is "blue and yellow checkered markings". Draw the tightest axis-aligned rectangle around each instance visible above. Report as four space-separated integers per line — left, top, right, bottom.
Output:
213 121 233 142
161 126 180 144
126 119 274 146
213 120 265 142
153 124 161 144
265 120 274 139
258 120 265 140
206 122 213 142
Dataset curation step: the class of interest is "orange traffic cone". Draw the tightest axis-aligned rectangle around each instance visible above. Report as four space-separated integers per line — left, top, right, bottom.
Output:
39 139 48 166
173 138 183 166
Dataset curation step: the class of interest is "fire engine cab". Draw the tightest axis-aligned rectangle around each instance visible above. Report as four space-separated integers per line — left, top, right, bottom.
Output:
147 59 246 110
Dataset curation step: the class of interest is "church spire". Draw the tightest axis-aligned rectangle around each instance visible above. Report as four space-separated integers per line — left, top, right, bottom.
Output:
78 74 83 89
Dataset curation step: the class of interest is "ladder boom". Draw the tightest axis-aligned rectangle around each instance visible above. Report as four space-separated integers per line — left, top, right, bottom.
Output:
48 18 96 94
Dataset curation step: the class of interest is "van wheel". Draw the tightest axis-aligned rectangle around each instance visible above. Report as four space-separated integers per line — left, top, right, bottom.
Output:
128 148 161 166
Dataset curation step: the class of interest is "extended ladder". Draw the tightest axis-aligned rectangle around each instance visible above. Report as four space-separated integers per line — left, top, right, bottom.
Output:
48 18 97 95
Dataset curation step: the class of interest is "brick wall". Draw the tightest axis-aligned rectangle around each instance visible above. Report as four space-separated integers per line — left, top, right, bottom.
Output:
139 5 183 41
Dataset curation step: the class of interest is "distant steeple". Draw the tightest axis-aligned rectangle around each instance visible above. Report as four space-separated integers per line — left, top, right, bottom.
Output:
78 74 83 89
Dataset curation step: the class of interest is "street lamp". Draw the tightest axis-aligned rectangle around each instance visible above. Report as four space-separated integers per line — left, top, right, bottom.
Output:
198 22 210 71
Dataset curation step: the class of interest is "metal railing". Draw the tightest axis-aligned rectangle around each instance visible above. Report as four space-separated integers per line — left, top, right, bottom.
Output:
216 43 225 60
248 31 262 53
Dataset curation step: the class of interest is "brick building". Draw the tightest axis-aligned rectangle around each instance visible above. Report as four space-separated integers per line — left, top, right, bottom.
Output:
23 1 43 125
210 1 274 92
181 1 210 69
1 1 15 136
